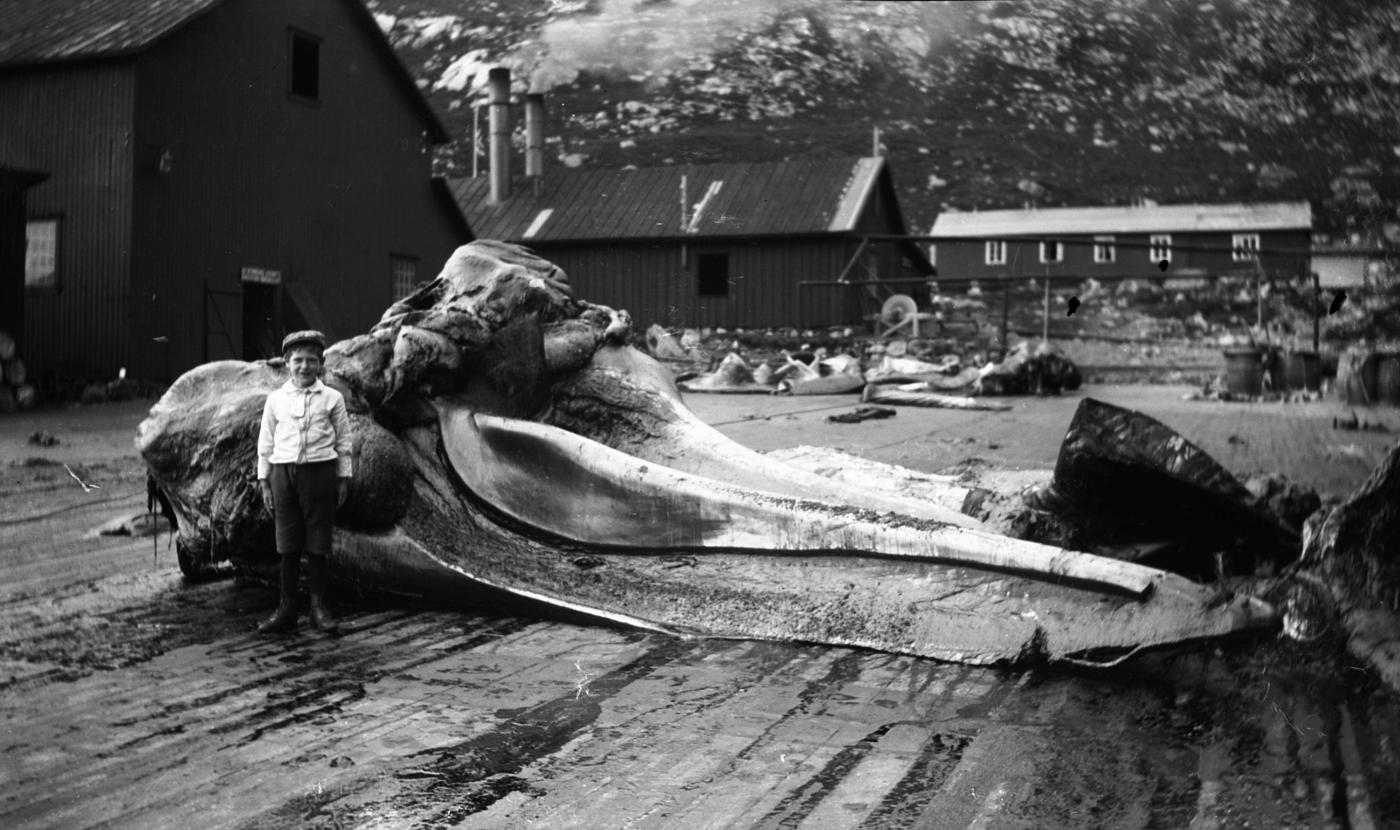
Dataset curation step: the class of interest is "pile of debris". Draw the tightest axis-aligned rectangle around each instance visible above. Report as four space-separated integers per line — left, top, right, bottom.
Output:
0 329 37 412
649 324 1082 411
958 396 1400 691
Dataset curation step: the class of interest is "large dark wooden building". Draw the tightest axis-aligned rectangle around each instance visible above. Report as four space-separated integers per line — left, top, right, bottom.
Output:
927 202 1313 284
453 155 934 331
450 74 932 332
0 0 471 383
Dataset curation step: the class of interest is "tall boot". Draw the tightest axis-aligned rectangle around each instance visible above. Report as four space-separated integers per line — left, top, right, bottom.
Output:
305 555 339 634
257 553 301 634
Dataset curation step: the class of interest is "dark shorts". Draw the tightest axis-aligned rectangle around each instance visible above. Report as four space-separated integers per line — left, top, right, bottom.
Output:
268 460 337 557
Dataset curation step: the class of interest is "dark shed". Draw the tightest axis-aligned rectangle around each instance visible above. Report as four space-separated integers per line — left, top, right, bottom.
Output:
451 156 934 331
0 0 471 384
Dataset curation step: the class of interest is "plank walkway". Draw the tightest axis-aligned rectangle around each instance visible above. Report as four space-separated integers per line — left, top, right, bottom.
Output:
0 580 1384 830
1 386 1397 828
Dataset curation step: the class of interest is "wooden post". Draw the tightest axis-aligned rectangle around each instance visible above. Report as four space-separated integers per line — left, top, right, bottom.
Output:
1312 271 1320 352
1255 256 1263 330
1000 276 1009 351
1042 274 1050 343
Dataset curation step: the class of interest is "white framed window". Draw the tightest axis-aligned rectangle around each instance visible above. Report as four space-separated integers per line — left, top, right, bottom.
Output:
1149 234 1172 264
1093 235 1115 264
390 254 419 301
1039 240 1063 263
1232 233 1260 262
985 240 1007 265
25 217 59 290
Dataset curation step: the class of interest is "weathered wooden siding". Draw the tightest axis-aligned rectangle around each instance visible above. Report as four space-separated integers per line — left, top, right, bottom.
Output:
130 0 468 378
523 171 929 332
533 236 865 330
0 63 135 380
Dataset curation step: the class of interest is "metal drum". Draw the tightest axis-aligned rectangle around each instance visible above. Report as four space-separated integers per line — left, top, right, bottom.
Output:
1282 350 1321 391
1377 353 1400 405
1223 348 1263 396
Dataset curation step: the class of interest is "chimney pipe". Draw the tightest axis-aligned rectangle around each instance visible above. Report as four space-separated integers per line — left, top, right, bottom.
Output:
524 93 545 179
488 67 511 203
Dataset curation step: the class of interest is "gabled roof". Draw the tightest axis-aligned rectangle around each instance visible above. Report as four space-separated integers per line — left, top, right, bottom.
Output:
449 157 899 243
0 0 224 66
929 202 1313 238
0 0 450 141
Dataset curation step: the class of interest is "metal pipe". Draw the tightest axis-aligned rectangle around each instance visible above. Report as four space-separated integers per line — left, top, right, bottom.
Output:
488 67 511 203
524 93 545 178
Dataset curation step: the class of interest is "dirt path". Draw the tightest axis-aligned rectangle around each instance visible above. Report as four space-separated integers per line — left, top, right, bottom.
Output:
1 389 1397 828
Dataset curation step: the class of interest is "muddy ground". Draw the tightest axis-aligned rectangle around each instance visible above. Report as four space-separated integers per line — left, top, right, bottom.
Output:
2 388 1399 829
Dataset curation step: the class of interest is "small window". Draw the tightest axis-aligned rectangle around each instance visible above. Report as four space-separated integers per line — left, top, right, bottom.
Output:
390 254 419 301
927 244 936 267
289 30 321 100
1093 235 1115 264
1232 233 1260 262
1149 234 1172 264
1039 240 1063 263
985 240 1007 265
697 252 729 297
25 217 59 290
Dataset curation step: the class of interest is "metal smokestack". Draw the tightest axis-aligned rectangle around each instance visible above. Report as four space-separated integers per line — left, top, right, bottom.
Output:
524 93 545 179
488 67 511 203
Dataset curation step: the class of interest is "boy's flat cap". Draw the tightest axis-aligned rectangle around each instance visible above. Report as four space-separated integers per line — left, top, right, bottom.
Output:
281 330 327 354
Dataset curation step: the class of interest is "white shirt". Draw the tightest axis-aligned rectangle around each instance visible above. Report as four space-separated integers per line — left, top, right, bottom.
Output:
257 379 353 479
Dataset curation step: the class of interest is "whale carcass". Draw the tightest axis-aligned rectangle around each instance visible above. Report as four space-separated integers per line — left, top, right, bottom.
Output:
137 240 1276 664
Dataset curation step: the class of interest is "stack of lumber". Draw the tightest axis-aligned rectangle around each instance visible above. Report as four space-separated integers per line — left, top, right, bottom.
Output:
0 329 36 412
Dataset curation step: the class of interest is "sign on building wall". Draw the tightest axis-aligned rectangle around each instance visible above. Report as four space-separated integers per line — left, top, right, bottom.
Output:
240 266 282 285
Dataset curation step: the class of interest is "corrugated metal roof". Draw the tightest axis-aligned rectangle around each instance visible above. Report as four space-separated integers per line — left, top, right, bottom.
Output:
450 157 890 242
929 202 1313 237
0 0 223 66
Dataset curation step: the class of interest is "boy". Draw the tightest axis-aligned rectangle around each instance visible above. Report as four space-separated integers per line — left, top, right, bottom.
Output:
255 330 353 634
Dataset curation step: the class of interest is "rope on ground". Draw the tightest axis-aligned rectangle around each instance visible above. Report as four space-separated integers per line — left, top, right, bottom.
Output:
705 400 864 428
0 489 145 526
1059 643 1149 669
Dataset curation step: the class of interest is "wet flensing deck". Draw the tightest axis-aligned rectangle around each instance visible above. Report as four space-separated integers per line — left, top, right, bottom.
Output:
0 552 1384 829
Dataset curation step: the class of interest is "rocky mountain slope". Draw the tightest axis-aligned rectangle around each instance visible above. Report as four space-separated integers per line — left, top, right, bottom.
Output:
368 0 1400 238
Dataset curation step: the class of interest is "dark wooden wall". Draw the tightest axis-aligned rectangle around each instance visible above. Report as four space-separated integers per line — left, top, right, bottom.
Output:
129 0 468 378
523 171 929 331
0 0 470 382
533 234 924 331
0 63 137 380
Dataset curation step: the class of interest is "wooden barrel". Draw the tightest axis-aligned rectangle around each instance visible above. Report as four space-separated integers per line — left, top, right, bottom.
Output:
1320 350 1340 379
1282 351 1321 391
1223 348 1263 396
1378 353 1400 405
14 384 36 410
3 357 25 387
